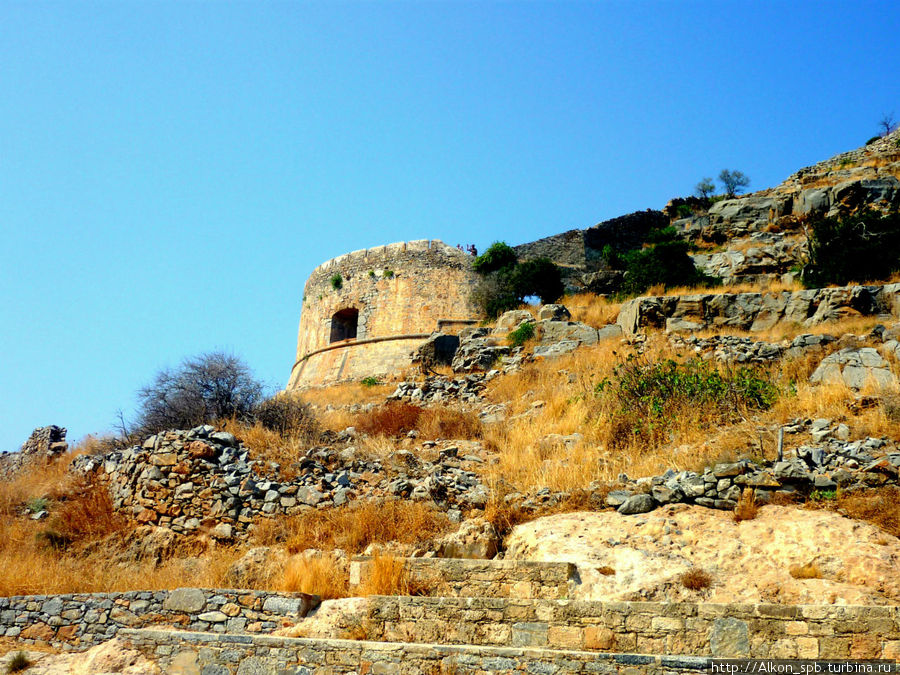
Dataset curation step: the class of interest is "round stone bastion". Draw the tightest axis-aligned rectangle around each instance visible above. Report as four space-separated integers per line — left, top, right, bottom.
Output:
287 239 481 388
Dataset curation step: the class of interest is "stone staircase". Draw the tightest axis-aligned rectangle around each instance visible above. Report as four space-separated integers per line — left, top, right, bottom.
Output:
109 557 900 674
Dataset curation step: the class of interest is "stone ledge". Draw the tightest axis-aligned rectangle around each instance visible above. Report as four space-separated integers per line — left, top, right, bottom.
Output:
121 628 713 674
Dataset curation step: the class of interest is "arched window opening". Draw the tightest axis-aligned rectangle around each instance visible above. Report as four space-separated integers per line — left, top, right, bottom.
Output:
330 308 359 343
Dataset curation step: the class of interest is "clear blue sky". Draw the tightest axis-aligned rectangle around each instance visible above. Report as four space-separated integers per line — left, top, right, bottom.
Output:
1 1 898 452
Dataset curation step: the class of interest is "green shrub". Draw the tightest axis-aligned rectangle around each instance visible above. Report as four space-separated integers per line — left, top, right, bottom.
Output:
596 357 778 445
620 236 718 296
471 243 564 318
361 376 381 387
803 209 900 287
368 269 376 278
383 269 394 279
866 135 881 145
330 274 343 290
7 651 31 673
676 204 693 218
26 497 48 514
507 321 535 347
472 242 517 275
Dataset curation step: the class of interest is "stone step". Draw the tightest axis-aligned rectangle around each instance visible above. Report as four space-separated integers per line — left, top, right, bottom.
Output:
121 627 711 674
348 556 578 599
345 596 900 660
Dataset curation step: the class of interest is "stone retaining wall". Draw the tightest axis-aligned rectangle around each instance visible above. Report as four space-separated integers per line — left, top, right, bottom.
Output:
0 588 315 649
363 597 900 660
349 557 578 599
121 628 712 674
617 283 900 335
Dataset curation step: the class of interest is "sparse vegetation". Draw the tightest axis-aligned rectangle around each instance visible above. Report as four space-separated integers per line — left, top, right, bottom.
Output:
733 490 758 522
680 568 713 590
356 556 434 597
281 555 349 599
802 209 900 288
253 500 454 555
330 273 343 290
360 376 381 387
135 351 264 436
507 321 535 347
695 177 716 199
383 269 394 279
6 651 31 673
718 169 750 197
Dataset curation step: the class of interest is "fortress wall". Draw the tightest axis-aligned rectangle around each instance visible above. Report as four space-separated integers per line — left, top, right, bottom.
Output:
289 240 480 388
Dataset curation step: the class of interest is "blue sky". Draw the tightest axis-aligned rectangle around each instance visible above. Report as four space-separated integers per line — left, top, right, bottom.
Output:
1 1 898 452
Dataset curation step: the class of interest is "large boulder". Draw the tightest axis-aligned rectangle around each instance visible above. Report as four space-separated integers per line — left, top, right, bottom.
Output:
435 517 500 559
809 347 897 390
505 505 900 605
451 327 510 372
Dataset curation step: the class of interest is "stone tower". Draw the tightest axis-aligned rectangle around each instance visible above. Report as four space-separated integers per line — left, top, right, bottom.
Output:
287 240 481 388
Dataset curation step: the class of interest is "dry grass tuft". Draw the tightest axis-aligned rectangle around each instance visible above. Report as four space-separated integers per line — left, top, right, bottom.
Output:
281 556 349 599
416 407 483 440
789 562 822 579
259 501 454 555
48 478 126 545
565 293 622 327
298 381 393 408
356 555 433 597
680 568 713 590
355 401 423 437
220 419 309 478
733 490 759 523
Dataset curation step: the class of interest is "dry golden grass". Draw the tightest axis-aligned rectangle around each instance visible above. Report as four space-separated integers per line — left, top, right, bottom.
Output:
281 555 349 599
648 277 802 298
733 490 759 523
834 486 900 538
253 501 454 555
565 292 622 327
220 419 309 478
355 555 434 597
298 381 392 408
0 514 242 596
789 562 822 579
481 338 773 492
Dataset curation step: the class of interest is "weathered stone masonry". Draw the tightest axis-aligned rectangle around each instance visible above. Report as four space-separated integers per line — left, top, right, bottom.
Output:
288 240 481 388
0 588 316 649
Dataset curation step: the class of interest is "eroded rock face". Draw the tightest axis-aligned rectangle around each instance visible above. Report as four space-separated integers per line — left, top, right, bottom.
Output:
435 517 500 559
810 347 897 390
505 505 900 605
15 638 161 674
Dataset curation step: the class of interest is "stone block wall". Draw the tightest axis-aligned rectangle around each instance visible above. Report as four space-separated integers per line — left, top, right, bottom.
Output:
618 283 900 335
349 557 578 599
289 240 481 388
362 597 900 660
122 629 713 675
0 588 316 649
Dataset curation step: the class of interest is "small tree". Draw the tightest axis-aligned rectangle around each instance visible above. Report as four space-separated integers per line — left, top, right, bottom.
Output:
879 112 897 137
695 177 716 199
472 242 517 274
511 257 564 304
718 169 750 197
136 351 264 435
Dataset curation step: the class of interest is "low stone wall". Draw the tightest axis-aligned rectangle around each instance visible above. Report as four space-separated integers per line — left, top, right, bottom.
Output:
122 628 711 674
617 283 900 335
349 557 578 599
0 588 316 649
363 597 900 660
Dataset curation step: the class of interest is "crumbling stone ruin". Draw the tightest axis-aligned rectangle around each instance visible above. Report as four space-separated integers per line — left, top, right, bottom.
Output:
0 425 68 479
